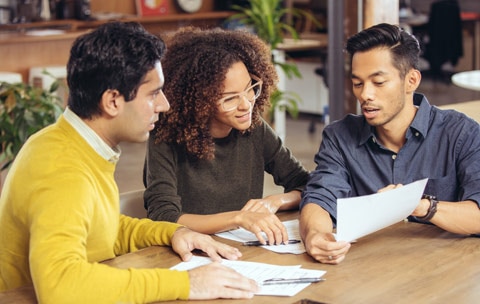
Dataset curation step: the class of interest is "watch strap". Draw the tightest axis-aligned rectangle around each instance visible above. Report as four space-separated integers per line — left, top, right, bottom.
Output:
415 194 438 222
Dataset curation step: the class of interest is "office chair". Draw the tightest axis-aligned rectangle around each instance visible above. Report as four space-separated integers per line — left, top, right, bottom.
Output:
120 189 147 218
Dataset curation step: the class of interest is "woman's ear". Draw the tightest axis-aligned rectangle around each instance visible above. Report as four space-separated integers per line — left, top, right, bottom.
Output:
100 89 122 117
405 69 421 94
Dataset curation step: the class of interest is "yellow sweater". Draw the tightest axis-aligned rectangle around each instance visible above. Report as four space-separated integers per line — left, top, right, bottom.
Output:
0 116 189 303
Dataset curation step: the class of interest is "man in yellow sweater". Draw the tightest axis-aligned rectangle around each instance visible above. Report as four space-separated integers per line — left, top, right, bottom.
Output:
0 22 258 303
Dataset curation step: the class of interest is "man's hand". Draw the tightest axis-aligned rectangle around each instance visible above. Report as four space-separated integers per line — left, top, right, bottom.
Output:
171 227 242 262
377 184 429 217
188 262 259 300
303 230 351 264
300 203 351 264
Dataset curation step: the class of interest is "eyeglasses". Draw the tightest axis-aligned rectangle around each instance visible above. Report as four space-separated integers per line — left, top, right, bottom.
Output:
218 74 263 112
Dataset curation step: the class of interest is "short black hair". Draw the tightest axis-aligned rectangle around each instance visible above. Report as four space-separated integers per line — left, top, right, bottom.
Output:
345 23 421 78
67 22 166 119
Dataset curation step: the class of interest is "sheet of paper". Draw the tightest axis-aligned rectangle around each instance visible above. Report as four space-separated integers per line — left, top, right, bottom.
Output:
335 178 428 242
216 219 306 254
171 256 326 296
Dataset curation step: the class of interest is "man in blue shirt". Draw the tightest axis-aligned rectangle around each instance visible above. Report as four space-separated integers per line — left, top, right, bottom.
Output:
300 23 480 264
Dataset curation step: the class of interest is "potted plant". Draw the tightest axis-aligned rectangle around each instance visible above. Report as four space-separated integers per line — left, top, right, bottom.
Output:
0 79 63 175
228 0 322 122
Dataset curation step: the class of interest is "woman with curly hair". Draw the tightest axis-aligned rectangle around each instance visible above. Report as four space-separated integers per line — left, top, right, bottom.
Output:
143 26 309 245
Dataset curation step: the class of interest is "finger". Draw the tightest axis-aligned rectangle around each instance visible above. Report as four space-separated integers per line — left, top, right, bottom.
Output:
377 184 396 193
194 237 242 261
182 251 193 261
254 229 267 245
174 242 195 262
203 244 242 261
318 254 344 264
270 218 288 244
223 274 259 294
250 215 282 245
188 263 259 300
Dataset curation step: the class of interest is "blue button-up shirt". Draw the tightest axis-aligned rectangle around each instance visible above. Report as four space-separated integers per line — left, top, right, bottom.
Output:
300 93 480 224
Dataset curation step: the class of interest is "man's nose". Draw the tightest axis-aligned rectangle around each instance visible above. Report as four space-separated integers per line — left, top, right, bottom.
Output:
156 90 170 113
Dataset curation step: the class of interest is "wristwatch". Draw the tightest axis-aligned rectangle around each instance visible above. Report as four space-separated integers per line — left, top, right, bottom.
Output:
416 194 438 222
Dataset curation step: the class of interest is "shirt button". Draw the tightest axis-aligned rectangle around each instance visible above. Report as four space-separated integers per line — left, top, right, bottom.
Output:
415 132 419 137
392 155 397 160
372 138 376 143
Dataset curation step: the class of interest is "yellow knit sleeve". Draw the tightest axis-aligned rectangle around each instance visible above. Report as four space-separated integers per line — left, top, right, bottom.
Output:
114 215 183 254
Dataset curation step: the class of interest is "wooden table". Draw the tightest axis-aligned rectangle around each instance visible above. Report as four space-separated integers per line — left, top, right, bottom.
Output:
1 212 480 304
438 99 480 123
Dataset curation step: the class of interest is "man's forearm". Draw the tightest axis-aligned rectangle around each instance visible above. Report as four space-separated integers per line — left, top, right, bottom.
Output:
299 203 333 239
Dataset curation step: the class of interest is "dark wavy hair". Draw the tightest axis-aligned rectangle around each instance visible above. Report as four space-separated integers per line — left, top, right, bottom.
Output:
155 26 278 160
67 21 166 119
345 23 421 78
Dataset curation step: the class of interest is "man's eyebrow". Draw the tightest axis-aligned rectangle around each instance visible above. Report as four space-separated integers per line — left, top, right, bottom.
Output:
351 71 387 79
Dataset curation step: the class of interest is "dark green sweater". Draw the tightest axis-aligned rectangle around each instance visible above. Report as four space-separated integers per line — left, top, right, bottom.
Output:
143 121 309 223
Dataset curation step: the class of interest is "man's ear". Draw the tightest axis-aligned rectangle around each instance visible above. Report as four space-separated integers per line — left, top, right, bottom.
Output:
405 69 421 94
100 89 122 117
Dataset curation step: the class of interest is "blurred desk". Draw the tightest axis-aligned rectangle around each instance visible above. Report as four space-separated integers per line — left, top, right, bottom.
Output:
2 211 480 303
451 70 480 91
438 99 480 123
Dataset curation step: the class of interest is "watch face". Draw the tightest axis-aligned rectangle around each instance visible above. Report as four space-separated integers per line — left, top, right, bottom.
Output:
177 0 203 13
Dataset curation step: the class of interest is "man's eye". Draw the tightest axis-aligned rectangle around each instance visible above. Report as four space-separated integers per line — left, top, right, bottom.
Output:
374 82 385 86
353 83 363 88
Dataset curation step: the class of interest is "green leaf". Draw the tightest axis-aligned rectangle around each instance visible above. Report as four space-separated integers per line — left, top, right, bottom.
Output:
228 0 323 123
0 80 64 171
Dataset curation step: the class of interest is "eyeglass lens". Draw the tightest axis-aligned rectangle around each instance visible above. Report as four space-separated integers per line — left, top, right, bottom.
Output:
221 82 262 111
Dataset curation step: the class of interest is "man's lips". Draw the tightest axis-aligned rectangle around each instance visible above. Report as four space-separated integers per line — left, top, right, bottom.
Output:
362 106 380 118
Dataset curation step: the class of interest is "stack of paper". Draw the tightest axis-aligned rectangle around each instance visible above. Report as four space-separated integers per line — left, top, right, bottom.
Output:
171 256 326 296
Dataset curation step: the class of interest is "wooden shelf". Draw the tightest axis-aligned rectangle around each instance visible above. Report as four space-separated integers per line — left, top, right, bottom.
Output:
0 11 234 32
0 11 234 81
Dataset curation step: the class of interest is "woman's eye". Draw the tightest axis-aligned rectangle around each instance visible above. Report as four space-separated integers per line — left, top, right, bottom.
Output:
224 96 238 103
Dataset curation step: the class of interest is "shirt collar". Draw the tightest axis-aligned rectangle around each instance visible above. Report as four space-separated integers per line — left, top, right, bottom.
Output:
63 107 121 163
409 93 431 138
358 93 432 146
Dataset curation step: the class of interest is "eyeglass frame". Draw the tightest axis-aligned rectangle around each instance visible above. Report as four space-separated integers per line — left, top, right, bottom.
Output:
217 74 263 112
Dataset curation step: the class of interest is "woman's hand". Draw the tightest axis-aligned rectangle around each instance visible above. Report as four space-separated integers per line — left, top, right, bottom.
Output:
235 211 288 245
242 198 280 214
241 191 302 214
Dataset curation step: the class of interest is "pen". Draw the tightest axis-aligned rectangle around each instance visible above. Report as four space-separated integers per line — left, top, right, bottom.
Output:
262 277 326 285
242 239 301 246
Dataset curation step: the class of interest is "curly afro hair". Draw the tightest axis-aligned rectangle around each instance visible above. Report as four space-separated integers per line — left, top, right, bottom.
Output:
155 26 278 160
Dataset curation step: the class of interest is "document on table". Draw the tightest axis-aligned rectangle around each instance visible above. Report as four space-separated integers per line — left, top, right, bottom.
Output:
335 178 428 243
215 219 306 254
171 256 326 296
